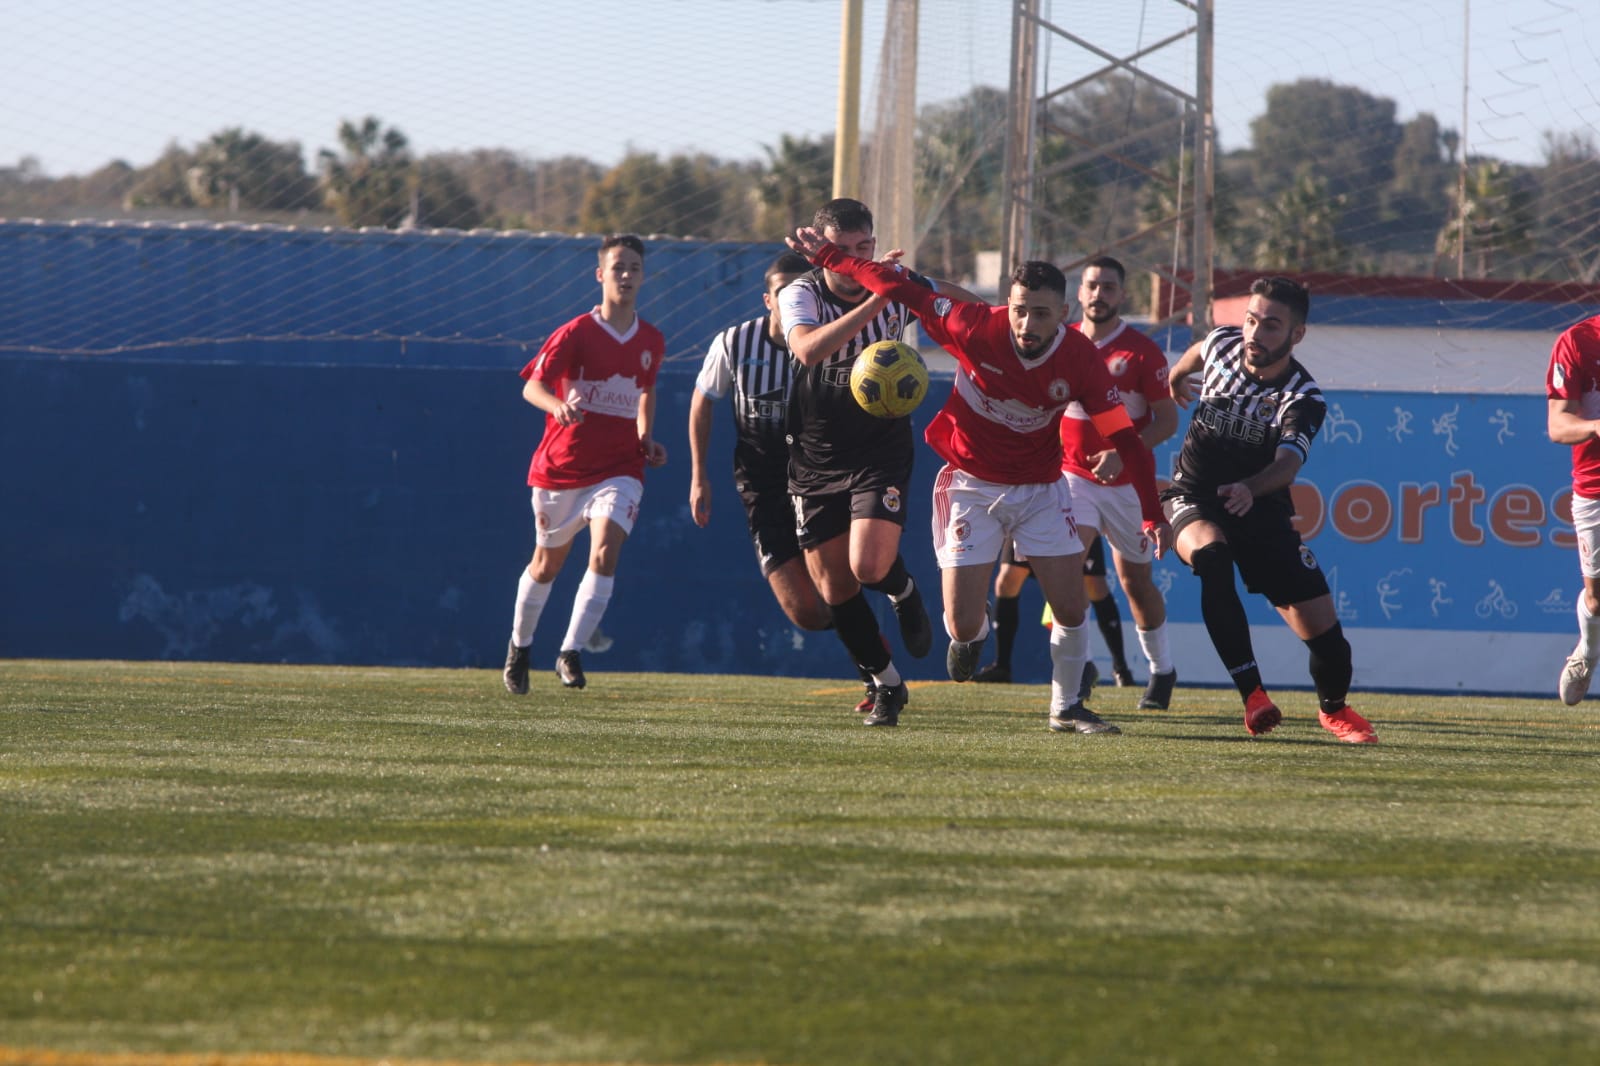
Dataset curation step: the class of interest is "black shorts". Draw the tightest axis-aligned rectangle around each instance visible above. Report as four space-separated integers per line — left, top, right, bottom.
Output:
1005 537 1100 575
793 482 911 551
1081 535 1107 578
739 482 803 577
1161 488 1330 607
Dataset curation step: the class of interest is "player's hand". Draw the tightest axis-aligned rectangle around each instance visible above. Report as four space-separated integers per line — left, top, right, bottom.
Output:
1169 370 1197 408
1090 449 1122 482
553 401 584 426
1143 520 1174 561
785 226 830 261
1217 482 1253 516
878 248 906 268
642 438 668 468
690 481 710 527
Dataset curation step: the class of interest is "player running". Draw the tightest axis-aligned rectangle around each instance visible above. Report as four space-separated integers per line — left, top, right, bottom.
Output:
1163 276 1377 743
787 226 1172 734
1545 312 1600 704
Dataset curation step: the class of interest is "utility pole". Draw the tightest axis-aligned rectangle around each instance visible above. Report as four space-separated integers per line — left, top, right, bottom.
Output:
834 0 864 199
1191 0 1215 333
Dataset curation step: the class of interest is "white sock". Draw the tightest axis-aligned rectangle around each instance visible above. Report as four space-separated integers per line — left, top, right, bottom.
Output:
1048 621 1090 713
1137 623 1173 674
888 575 915 604
871 662 902 688
1577 595 1600 662
511 568 552 647
561 570 614 653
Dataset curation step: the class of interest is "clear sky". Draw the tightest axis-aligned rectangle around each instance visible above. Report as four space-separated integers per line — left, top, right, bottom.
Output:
2 0 1595 180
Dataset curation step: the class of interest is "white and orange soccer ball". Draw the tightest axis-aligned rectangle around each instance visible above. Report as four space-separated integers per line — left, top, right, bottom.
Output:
849 339 930 419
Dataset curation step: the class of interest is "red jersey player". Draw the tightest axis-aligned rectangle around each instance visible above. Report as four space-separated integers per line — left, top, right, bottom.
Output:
1546 313 1600 704
502 234 668 695
786 226 1171 734
1058 256 1180 710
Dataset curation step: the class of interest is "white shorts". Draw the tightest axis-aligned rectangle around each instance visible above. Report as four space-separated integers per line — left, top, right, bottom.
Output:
1574 492 1600 579
1064 472 1154 565
531 476 644 548
931 465 1082 569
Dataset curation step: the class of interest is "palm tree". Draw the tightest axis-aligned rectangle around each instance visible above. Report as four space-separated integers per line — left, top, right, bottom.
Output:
1436 159 1535 277
318 117 413 228
1251 170 1346 271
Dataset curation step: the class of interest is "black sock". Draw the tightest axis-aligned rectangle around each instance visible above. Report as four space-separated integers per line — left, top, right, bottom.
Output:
830 591 892 675
1305 623 1353 714
1091 594 1130 674
992 594 1021 670
1189 542 1262 699
864 555 912 600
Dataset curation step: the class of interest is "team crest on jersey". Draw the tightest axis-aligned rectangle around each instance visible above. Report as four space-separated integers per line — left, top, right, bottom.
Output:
1254 395 1279 420
1299 545 1318 570
933 297 953 317
1107 356 1129 377
640 349 654 371
1048 379 1069 402
951 518 971 542
883 486 903 514
884 313 902 337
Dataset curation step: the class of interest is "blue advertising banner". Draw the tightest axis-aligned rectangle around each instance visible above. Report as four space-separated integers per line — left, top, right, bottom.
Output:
1143 389 1576 696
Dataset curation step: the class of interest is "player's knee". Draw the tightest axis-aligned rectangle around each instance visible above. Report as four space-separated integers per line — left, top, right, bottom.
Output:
1188 541 1235 583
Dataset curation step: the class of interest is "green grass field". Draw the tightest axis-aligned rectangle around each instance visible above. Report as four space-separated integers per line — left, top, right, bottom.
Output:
3 659 1598 1065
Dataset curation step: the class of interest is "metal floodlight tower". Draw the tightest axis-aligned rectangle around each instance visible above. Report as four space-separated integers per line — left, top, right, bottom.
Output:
1001 0 1215 331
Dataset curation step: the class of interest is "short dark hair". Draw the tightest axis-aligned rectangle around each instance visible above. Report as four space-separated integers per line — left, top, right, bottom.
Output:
1009 260 1067 297
599 233 645 262
1250 276 1311 324
1083 255 1126 283
813 197 874 235
765 251 812 288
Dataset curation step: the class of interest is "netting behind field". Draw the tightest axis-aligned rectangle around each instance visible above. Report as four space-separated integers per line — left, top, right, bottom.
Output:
1 0 1598 357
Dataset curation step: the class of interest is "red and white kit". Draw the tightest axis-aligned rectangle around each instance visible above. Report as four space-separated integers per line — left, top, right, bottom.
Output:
521 307 664 490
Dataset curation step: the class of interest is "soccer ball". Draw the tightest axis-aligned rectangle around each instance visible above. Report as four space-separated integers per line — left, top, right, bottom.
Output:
849 339 930 419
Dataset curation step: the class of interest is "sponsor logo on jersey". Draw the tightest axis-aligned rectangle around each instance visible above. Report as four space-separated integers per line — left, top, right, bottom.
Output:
1299 545 1318 570
1553 362 1566 389
1049 379 1069 402
883 486 903 514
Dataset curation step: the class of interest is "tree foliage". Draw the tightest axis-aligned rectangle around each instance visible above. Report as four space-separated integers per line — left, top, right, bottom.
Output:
318 117 414 228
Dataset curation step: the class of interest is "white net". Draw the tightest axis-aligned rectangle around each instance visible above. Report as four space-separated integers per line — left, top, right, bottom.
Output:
1 0 1598 357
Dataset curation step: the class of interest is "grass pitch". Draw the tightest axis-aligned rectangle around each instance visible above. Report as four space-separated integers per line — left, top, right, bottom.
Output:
2 660 1598 1065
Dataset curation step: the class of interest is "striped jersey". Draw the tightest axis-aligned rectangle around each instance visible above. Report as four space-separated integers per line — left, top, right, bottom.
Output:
778 266 930 495
694 313 793 491
1169 325 1326 505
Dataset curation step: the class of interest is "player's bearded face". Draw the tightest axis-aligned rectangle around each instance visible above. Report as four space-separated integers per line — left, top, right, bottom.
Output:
1008 283 1065 355
1079 268 1122 323
821 226 875 299
1242 296 1303 371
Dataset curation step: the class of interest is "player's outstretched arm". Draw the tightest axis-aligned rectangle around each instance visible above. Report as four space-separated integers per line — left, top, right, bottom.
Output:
1167 340 1206 408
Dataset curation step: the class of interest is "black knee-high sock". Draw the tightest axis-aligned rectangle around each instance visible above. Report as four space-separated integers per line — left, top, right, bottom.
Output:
830 591 892 674
864 554 912 600
1189 542 1262 699
992 594 1021 670
1305 623 1353 713
1090 595 1130 674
